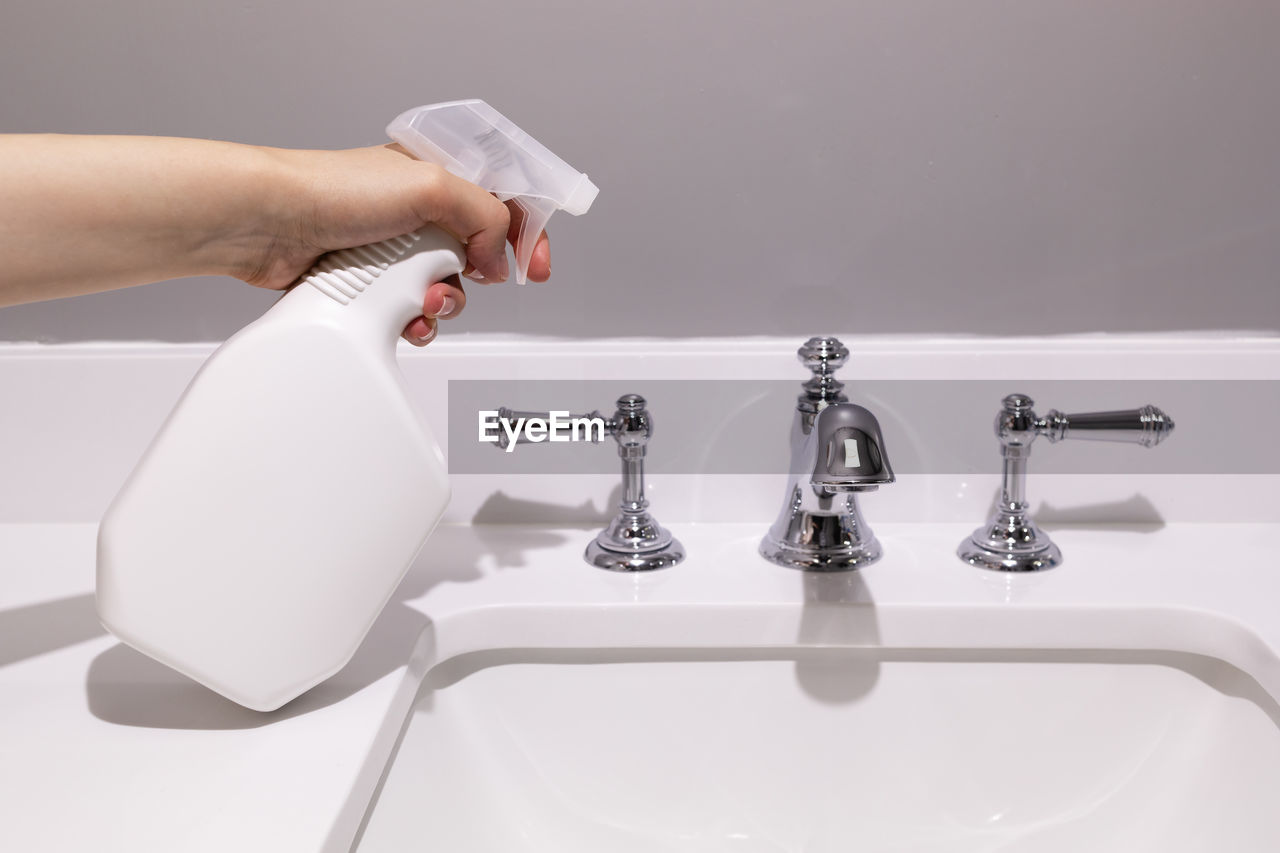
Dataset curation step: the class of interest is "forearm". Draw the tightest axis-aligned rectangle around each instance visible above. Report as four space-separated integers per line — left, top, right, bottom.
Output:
0 134 296 306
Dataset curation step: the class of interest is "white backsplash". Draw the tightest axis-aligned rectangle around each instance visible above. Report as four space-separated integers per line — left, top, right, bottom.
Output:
1 334 1276 525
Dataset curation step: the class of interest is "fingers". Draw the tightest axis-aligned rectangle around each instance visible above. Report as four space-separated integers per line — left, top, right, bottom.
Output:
403 317 438 347
410 162 510 282
396 148 552 285
402 274 466 347
461 200 553 283
424 274 466 319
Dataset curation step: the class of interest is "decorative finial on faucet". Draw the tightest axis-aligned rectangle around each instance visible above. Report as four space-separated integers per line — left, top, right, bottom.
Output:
797 336 849 412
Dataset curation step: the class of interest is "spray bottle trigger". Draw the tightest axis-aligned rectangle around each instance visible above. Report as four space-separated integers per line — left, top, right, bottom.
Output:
510 196 556 285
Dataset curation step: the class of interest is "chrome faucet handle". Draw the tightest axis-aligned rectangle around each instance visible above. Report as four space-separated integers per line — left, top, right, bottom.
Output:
494 407 607 450
491 394 684 572
797 336 849 411
958 394 1176 572
585 395 685 572
1036 404 1175 447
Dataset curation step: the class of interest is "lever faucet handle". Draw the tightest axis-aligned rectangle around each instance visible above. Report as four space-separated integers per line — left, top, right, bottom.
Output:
961 394 1176 572
1038 405 1175 448
493 407 608 450
493 397 683 571
797 336 849 409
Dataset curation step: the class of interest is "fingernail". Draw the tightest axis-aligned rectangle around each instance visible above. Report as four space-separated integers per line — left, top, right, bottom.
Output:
435 296 456 318
416 324 437 344
497 257 510 281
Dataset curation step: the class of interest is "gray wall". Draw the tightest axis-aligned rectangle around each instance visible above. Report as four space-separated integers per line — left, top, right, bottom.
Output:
2 0 1277 342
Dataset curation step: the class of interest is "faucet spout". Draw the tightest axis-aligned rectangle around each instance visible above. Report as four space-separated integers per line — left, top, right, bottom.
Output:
808 402 896 495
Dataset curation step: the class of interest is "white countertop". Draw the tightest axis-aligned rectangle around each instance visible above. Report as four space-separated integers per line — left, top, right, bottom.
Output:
3 520 1279 852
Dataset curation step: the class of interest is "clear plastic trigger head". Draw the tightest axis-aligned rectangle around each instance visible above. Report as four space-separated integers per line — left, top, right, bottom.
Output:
387 100 597 285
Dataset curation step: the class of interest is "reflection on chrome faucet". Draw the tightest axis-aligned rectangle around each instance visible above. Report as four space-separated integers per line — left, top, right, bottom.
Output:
760 337 895 572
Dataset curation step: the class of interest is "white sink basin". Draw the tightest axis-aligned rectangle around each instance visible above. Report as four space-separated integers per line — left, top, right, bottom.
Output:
357 616 1280 851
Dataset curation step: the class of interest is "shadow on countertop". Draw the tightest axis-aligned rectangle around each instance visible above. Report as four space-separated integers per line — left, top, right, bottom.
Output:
0 594 106 668
979 487 1168 535
1035 492 1166 532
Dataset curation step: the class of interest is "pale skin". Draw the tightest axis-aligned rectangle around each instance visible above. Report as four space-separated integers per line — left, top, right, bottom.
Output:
0 134 552 344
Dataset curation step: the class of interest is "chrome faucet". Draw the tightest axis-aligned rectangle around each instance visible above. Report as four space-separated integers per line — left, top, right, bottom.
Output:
958 394 1175 572
760 337 895 571
494 394 684 572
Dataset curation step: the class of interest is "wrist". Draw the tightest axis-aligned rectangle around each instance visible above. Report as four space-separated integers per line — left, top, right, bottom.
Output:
193 142 308 286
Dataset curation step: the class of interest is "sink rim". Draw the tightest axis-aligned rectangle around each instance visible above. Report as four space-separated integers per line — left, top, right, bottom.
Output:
406 601 1280 708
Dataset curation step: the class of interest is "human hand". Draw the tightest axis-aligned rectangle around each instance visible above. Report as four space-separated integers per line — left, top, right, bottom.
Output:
245 143 552 345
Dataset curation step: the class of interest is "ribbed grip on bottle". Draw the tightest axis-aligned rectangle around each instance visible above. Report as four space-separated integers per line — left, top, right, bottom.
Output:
301 232 422 305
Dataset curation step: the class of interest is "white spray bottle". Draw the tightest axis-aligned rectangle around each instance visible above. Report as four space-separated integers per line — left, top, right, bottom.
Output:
97 100 598 711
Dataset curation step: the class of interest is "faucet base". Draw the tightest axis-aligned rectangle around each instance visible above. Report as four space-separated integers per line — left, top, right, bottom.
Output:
585 510 685 572
759 535 883 572
957 514 1063 572
759 498 884 572
586 537 686 572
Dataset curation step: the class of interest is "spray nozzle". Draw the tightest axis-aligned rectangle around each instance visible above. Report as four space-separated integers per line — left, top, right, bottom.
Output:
386 100 598 284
